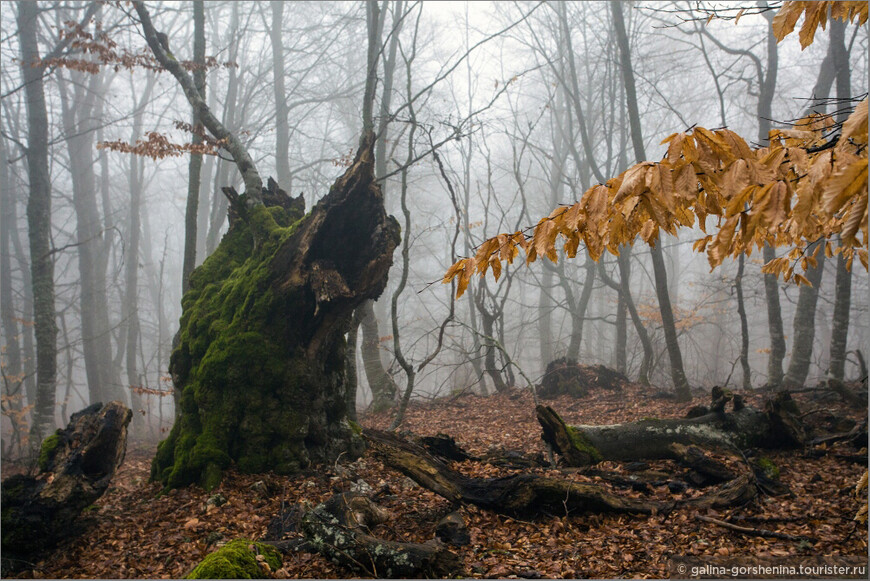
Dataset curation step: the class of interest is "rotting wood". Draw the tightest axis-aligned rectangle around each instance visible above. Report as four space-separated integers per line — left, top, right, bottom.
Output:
1 401 132 574
695 514 817 543
300 492 461 578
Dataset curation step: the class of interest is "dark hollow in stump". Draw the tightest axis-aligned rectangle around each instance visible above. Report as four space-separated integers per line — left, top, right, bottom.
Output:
537 389 807 467
300 492 461 578
539 358 628 399
363 428 671 517
152 137 400 490
1 401 132 574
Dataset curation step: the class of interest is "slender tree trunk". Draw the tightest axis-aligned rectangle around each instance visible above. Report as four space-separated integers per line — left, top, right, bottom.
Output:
615 284 627 373
611 0 690 400
736 254 752 389
270 0 291 189
598 250 652 384
564 255 596 361
19 1 58 444
59 70 122 405
827 18 852 388
357 0 400 414
182 0 206 294
0 135 25 441
784 243 827 388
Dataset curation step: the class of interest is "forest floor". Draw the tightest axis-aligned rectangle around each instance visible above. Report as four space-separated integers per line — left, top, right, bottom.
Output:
5 380 868 579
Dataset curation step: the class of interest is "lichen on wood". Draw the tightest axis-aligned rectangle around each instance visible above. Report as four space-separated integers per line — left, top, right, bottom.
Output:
152 140 399 490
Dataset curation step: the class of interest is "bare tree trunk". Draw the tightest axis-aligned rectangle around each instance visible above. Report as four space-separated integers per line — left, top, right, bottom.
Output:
610 0 689 400
736 254 752 389
757 7 785 389
270 0 291 189
181 0 206 294
358 0 399 414
0 136 25 444
18 1 58 444
827 18 852 388
784 243 826 388
598 250 652 385
124 77 156 439
59 68 123 405
564 255 596 361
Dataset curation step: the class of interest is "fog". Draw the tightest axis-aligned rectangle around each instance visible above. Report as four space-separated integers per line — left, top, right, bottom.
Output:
1 1 867 450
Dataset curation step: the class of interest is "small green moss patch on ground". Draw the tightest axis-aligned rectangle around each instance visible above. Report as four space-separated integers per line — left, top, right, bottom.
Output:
185 539 281 579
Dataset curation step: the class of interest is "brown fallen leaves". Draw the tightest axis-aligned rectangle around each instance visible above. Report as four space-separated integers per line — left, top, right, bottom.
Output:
5 383 866 579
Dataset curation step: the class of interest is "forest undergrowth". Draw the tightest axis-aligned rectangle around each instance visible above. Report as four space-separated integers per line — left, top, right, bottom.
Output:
4 380 867 579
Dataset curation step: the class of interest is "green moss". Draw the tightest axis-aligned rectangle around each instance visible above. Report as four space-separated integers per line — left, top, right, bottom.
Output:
152 199 362 490
347 419 362 436
38 432 62 472
565 425 603 463
185 539 282 579
756 457 780 479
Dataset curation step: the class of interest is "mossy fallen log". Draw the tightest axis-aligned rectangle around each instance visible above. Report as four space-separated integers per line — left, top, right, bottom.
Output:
537 390 806 467
1 402 132 574
152 137 400 490
300 492 461 578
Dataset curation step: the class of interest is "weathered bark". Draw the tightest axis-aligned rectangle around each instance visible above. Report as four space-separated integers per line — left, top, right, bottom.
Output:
364 428 670 517
153 138 400 490
762 245 786 388
18 1 58 444
537 391 806 468
300 492 461 578
1 402 132 574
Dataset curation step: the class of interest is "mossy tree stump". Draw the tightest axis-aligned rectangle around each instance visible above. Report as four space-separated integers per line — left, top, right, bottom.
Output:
153 138 400 490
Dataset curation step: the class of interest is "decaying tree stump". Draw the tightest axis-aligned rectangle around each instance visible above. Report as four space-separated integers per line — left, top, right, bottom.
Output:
539 358 628 398
537 389 806 467
152 137 400 490
300 492 461 578
1 402 132 573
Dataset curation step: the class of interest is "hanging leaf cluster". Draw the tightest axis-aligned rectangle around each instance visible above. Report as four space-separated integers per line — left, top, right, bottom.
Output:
444 2 868 298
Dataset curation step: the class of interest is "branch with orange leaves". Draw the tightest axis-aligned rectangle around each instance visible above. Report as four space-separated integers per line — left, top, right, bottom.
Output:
444 99 867 298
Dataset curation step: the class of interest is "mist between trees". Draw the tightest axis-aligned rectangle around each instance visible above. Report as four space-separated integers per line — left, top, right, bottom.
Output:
1 0 867 455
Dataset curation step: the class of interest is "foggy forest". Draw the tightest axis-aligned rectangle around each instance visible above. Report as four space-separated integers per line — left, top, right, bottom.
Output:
1 0 868 579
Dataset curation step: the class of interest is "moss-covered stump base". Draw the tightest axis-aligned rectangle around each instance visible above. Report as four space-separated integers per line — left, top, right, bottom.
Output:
539 358 628 399
153 138 399 490
300 493 462 578
1 402 132 574
185 539 282 579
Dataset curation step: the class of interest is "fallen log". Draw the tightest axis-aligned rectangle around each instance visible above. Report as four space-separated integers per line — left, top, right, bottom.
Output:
537 390 806 467
300 492 461 578
1 401 132 574
364 428 671 517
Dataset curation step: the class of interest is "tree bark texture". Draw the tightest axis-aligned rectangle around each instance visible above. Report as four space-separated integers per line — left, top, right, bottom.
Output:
1 402 132 574
18 1 58 444
152 137 399 490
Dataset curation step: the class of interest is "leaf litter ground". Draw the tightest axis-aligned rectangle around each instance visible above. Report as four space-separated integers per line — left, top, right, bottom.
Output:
6 382 867 579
